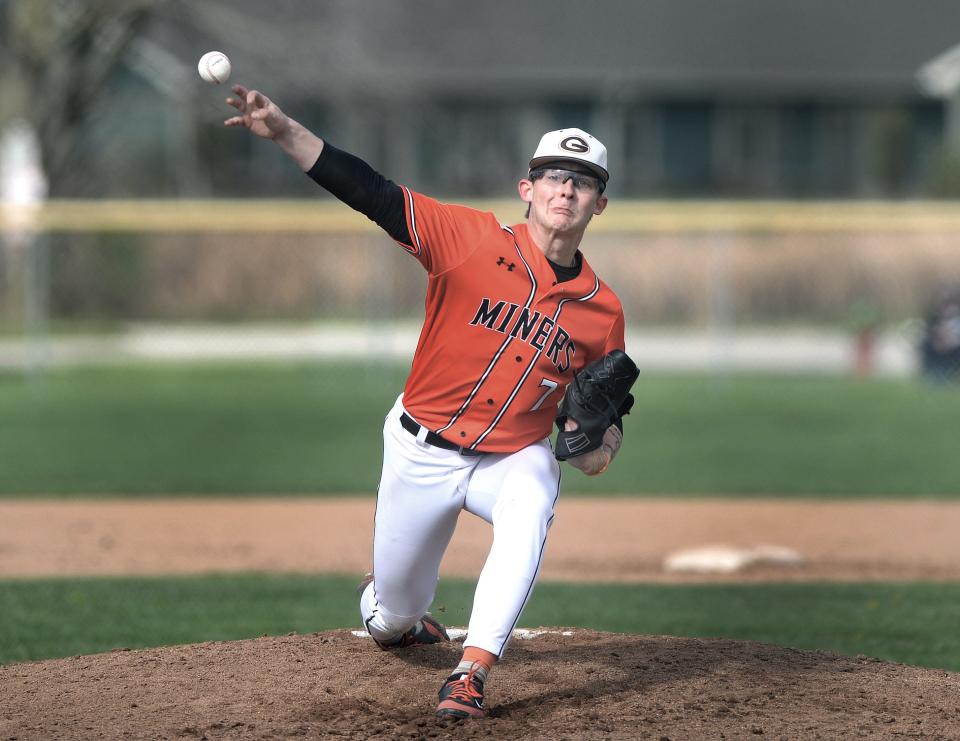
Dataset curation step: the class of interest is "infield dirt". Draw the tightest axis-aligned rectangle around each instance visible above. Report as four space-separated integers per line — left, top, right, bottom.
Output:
3 498 960 582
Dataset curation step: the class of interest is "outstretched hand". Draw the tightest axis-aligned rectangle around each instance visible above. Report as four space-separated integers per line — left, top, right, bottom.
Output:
224 85 291 140
564 421 622 476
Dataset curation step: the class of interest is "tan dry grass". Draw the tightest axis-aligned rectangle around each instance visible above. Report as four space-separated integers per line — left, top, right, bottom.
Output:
31 200 960 322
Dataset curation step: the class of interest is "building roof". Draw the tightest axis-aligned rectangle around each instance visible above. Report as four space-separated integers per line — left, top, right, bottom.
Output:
150 0 960 102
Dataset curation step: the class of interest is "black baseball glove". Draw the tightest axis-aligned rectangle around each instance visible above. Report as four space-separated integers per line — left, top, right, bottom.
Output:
554 349 639 461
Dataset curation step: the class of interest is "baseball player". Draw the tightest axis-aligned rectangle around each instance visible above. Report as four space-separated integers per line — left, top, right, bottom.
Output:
225 85 627 719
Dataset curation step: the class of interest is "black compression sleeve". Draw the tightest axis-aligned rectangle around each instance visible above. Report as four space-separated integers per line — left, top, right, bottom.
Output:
305 144 410 244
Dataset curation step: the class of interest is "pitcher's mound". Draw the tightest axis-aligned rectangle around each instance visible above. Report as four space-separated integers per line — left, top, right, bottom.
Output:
2 629 958 739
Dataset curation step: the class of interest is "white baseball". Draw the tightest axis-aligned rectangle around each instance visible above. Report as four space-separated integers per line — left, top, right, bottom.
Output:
198 51 231 85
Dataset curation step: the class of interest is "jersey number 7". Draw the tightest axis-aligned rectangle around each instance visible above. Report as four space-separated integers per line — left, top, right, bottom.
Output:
529 378 560 412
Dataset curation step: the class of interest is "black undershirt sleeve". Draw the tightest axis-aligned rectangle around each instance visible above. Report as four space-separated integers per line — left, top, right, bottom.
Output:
305 143 411 245
307 143 581 283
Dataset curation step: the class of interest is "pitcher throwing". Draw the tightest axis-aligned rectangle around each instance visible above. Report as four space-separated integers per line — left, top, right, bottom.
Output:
225 85 630 719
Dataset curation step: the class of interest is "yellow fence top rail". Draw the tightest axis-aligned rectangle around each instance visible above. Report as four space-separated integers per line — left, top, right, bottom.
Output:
3 199 960 233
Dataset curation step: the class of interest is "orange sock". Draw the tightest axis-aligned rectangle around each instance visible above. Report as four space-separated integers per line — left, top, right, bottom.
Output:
462 646 498 672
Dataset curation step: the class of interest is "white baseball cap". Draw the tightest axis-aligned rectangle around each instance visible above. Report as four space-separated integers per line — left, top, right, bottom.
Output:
529 128 608 183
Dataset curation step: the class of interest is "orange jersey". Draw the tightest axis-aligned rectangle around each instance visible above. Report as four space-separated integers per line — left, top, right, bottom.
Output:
395 187 625 454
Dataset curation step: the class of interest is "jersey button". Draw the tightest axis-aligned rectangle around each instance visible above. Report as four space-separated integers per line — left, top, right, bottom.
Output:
459 431 467 438
515 355 522 362
487 398 494 405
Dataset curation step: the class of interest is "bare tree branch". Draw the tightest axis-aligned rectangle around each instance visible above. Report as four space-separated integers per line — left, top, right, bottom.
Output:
1 0 166 195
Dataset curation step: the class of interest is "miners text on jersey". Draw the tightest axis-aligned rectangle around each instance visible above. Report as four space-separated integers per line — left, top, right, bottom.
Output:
394 188 625 453
469 298 577 374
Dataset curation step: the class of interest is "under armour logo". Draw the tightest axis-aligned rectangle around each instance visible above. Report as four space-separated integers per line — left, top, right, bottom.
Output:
497 256 516 271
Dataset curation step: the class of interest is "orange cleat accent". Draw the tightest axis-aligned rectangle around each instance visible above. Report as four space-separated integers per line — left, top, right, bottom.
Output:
436 663 487 719
371 613 449 650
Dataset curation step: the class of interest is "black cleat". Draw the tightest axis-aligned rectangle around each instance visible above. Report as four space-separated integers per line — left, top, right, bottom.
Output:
358 573 449 650
436 663 486 719
373 613 449 650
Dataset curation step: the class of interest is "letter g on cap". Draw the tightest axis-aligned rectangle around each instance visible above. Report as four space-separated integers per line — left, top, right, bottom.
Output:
560 136 589 153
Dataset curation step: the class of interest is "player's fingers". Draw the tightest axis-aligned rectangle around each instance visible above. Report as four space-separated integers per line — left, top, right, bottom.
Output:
587 450 611 476
224 116 244 127
563 419 580 432
232 84 248 97
602 425 622 455
600 450 612 473
251 107 277 123
226 96 244 111
248 90 268 109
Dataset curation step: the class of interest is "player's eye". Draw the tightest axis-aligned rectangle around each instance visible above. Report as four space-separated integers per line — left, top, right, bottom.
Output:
572 175 598 193
542 170 599 192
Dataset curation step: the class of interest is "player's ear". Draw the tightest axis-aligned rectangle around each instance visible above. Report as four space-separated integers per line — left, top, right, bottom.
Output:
518 178 534 203
593 194 608 216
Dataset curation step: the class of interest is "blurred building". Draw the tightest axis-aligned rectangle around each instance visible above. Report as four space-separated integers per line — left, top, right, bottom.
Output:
6 0 960 199
88 0 960 199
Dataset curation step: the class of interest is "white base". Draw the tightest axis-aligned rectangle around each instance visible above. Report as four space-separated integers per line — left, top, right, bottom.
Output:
663 544 804 573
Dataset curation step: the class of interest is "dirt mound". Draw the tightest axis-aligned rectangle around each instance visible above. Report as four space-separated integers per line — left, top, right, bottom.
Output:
2 629 958 740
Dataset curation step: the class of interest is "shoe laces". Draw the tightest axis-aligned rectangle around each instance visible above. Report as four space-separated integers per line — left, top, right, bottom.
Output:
446 665 484 704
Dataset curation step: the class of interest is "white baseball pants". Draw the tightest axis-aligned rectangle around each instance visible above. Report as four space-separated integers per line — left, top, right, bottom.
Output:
359 394 561 657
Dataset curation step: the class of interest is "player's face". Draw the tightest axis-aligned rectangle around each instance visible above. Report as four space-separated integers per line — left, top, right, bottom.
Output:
520 168 608 233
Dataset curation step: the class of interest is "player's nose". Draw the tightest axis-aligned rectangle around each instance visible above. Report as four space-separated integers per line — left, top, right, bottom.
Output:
557 178 576 197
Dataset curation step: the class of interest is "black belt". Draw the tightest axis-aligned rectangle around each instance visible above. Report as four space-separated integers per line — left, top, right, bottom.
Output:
400 413 486 457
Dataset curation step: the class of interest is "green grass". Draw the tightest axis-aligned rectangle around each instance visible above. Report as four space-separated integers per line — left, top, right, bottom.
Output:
2 575 959 671
0 318 130 338
1 362 959 496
